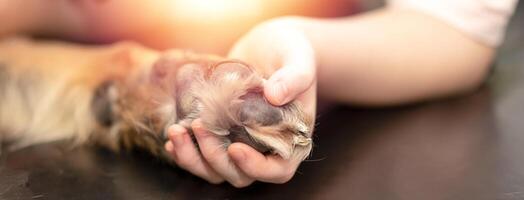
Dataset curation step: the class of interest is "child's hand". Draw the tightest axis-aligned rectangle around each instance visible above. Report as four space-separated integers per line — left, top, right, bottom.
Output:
164 120 305 187
164 17 317 187
229 17 316 112
229 17 317 184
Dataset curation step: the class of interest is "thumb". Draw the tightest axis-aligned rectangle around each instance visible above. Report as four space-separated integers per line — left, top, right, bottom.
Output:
264 65 315 106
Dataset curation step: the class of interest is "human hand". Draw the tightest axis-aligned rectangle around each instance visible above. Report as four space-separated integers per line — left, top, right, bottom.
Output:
164 17 317 187
228 17 317 112
228 17 317 185
164 119 306 187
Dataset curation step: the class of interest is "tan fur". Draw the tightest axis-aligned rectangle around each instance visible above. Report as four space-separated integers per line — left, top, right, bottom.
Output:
0 37 314 162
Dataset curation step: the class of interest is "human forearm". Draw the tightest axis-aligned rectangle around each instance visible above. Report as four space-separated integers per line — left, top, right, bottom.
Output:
0 0 173 45
0 0 88 38
0 0 49 36
296 9 494 105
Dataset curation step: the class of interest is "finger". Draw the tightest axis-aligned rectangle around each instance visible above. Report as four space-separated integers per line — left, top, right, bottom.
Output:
228 143 301 184
264 67 314 106
296 80 317 118
165 124 224 184
191 119 254 188
265 27 316 106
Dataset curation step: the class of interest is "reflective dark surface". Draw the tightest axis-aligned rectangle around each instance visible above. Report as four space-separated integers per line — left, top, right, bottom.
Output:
2 3 524 200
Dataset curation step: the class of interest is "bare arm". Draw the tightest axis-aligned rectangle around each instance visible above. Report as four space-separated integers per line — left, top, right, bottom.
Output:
0 0 175 46
300 8 494 105
223 7 495 185
0 0 50 36
221 6 493 186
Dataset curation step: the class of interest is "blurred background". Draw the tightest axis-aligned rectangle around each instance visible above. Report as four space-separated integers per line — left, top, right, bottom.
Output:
80 0 382 55
157 0 379 54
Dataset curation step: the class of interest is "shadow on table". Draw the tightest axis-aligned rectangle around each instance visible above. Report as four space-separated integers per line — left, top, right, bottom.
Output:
0 87 499 200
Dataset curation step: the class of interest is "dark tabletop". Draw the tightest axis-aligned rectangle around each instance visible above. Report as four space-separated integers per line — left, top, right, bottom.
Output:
2 3 524 200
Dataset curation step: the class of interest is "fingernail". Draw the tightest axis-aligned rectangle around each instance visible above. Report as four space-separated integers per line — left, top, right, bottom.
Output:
191 119 204 130
171 132 185 147
165 142 174 152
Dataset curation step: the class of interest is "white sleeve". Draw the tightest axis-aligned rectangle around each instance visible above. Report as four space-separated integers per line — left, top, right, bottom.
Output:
388 0 519 47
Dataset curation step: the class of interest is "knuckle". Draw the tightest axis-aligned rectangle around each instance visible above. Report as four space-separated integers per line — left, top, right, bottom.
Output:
191 119 205 130
201 149 224 165
176 154 201 169
245 169 261 179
